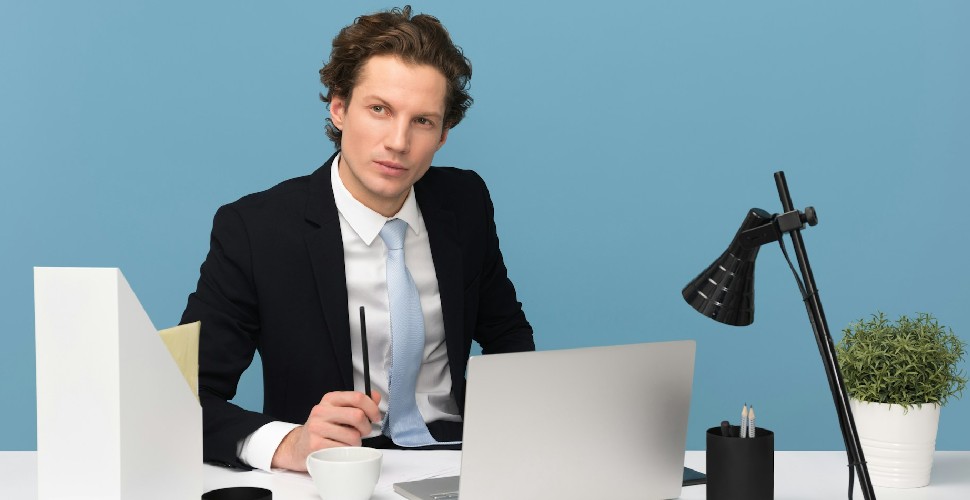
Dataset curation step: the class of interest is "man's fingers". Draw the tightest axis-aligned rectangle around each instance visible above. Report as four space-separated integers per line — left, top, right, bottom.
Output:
305 420 363 448
320 390 369 406
318 390 381 424
309 404 373 437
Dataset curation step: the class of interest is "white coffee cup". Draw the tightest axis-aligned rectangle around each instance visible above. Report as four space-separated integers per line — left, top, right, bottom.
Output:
305 447 383 500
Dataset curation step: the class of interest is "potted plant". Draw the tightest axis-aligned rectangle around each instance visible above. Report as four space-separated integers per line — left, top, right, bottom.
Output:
837 312 966 488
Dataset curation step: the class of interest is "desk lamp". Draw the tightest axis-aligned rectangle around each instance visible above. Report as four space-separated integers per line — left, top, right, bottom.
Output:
682 171 876 500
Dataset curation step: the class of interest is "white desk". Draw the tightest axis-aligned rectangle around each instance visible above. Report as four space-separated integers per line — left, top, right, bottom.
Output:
3 450 968 499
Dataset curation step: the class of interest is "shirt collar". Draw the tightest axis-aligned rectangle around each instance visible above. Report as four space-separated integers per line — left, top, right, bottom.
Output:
330 152 422 245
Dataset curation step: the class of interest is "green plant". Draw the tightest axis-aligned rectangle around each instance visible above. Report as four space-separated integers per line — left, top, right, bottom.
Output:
837 312 967 408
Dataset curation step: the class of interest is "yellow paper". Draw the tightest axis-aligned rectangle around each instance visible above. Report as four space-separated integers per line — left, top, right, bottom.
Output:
158 322 200 401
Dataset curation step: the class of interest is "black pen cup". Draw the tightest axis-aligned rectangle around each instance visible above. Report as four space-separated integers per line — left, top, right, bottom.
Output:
706 426 774 500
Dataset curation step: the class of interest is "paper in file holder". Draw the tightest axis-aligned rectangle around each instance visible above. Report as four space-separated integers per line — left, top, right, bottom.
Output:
34 267 202 499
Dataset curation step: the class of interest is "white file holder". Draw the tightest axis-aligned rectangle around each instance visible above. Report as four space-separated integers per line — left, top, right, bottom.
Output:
34 267 202 499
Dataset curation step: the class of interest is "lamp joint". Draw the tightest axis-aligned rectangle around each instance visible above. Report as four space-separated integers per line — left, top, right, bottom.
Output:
775 210 805 233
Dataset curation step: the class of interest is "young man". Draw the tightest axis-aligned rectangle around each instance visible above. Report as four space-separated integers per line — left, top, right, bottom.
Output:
181 6 534 472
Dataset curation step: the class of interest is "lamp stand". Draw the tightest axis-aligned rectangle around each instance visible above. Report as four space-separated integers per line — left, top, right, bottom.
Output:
773 172 876 500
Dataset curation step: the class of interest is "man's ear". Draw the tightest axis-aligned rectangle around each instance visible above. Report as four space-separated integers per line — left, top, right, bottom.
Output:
437 127 450 151
330 95 347 130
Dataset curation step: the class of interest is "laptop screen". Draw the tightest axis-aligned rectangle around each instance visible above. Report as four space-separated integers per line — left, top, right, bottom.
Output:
458 340 696 500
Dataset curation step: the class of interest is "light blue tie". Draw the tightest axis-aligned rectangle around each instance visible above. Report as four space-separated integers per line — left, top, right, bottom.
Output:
379 218 440 446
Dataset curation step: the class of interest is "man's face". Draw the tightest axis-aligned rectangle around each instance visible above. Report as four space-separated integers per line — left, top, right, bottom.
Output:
330 54 449 217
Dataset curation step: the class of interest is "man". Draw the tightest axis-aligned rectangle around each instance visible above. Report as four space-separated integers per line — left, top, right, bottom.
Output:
181 6 534 472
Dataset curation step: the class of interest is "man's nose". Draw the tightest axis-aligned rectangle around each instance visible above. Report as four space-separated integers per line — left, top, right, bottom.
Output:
384 118 410 153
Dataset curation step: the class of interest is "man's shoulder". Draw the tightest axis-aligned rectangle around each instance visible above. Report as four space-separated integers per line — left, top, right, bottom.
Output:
415 166 496 221
224 152 337 213
418 165 486 193
223 157 333 211
230 174 312 207
207 164 331 234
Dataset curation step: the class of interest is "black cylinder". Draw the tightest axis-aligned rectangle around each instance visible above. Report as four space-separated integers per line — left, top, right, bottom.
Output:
706 426 774 500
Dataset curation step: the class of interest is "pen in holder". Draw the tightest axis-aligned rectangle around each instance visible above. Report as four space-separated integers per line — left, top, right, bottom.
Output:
706 426 774 500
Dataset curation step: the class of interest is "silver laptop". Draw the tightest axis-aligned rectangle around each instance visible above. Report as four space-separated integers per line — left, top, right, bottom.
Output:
395 340 696 500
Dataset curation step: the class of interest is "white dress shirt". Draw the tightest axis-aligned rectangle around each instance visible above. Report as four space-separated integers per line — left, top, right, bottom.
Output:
237 154 461 470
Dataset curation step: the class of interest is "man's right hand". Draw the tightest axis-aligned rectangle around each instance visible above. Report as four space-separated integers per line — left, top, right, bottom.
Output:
271 391 381 471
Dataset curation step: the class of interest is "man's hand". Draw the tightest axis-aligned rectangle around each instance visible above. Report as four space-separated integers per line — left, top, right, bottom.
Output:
271 391 381 471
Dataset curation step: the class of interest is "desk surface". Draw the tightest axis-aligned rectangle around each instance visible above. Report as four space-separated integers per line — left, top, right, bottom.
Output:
3 450 969 499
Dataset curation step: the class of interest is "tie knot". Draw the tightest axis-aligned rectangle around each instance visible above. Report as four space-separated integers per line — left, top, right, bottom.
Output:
379 218 408 250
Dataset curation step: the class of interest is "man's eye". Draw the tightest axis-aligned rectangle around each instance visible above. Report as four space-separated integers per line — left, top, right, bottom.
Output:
415 117 432 126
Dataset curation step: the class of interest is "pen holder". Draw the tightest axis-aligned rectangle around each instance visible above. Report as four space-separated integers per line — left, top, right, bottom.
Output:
706 426 773 500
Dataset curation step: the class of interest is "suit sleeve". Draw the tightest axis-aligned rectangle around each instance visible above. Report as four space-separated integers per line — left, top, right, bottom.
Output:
181 204 275 469
470 174 536 354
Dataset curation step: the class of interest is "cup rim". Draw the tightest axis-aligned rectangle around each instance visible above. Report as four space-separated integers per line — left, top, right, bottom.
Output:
306 446 383 465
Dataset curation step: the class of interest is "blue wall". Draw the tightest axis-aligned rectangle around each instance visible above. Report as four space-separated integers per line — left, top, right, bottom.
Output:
2 1 968 452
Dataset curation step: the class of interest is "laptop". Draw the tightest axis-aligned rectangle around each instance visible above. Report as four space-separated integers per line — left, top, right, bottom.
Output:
394 340 697 500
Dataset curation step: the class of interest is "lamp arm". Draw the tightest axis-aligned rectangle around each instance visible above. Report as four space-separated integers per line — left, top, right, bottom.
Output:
774 171 876 500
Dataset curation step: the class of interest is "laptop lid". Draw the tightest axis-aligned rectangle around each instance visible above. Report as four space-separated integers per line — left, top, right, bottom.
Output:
458 340 696 500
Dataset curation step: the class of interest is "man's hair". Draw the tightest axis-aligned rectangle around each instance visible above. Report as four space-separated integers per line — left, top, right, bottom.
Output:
319 5 474 148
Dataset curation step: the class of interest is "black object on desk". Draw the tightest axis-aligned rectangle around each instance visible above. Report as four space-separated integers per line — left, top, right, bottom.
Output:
202 486 272 500
706 426 773 500
683 466 707 486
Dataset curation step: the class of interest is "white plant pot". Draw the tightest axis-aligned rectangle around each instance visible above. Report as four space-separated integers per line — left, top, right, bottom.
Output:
850 398 940 488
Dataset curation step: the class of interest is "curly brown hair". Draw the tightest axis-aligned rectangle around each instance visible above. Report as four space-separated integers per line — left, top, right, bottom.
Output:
319 6 473 148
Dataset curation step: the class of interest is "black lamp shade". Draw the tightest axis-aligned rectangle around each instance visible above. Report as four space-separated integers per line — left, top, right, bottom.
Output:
682 209 772 326
682 248 756 326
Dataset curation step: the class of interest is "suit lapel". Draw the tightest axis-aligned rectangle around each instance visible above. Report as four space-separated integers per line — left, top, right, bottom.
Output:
303 154 354 390
416 181 466 388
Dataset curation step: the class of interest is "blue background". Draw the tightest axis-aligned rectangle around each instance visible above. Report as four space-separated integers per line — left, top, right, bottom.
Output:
2 1 968 452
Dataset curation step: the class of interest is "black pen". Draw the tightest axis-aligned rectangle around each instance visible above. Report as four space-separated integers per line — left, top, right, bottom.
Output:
359 306 371 399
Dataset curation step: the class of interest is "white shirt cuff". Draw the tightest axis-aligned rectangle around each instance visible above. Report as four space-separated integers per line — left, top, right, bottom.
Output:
236 421 301 472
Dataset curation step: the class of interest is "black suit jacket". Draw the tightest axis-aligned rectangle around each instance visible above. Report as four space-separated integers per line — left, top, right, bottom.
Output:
181 154 534 468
